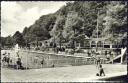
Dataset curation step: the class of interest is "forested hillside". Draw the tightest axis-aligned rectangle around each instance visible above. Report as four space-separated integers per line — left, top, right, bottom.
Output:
1 1 127 48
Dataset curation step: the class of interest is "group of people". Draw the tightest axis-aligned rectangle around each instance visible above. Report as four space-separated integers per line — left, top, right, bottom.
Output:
2 51 24 70
2 52 12 67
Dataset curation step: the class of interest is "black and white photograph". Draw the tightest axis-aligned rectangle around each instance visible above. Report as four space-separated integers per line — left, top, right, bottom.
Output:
1 1 127 82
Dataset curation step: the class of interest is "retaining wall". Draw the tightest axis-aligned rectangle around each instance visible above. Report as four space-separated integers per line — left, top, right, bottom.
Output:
4 50 106 69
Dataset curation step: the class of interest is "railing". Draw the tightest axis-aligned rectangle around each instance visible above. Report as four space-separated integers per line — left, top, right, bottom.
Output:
106 47 127 64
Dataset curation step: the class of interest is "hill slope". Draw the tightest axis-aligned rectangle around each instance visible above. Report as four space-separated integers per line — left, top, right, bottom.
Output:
1 1 127 47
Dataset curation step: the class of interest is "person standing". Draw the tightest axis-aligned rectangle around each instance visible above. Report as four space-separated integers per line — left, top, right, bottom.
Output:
34 56 38 68
2 54 7 67
107 52 110 61
16 56 22 69
6 53 10 67
96 57 101 69
15 52 23 69
87 51 91 57
110 52 114 64
34 56 38 63
40 58 44 68
9 59 12 66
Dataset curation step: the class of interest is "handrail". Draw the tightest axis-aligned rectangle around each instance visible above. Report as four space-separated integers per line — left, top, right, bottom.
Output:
107 47 127 63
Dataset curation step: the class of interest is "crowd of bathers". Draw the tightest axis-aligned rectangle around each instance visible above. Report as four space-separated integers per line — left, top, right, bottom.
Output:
2 51 24 70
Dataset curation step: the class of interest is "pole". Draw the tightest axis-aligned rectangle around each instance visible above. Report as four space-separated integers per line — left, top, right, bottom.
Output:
96 9 99 52
54 36 55 53
96 11 99 39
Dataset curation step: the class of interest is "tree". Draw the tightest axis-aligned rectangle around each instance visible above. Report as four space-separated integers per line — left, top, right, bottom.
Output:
50 16 65 48
22 27 28 36
1 37 6 48
13 31 25 47
62 11 84 50
102 2 127 38
1 36 13 48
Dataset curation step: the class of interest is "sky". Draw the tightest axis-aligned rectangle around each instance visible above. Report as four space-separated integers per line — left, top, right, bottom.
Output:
1 1 66 37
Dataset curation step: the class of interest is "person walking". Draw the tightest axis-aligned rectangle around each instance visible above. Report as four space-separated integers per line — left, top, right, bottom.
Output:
99 64 105 76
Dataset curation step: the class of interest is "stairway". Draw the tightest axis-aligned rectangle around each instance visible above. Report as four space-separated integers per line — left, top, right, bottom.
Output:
107 47 127 64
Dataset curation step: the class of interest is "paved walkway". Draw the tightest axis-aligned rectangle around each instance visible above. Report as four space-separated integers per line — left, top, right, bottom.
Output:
1 64 127 82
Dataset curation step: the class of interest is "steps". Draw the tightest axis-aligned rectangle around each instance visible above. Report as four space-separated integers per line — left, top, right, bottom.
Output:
107 47 127 63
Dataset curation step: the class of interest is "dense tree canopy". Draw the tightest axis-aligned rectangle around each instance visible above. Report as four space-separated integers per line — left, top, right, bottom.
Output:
13 31 25 47
2 1 127 48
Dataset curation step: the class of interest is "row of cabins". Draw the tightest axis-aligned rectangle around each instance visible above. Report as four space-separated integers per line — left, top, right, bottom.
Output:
27 37 125 59
29 37 126 50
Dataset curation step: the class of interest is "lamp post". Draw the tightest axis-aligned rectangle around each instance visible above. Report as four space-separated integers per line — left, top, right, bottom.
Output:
96 8 102 51
96 10 99 39
96 9 100 52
